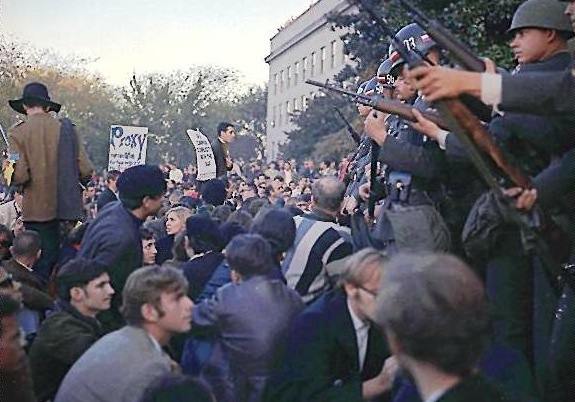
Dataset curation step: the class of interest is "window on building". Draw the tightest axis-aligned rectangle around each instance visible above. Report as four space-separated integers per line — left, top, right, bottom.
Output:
286 101 291 123
280 70 285 92
294 62 300 86
331 41 337 69
287 66 292 88
293 98 298 111
274 73 278 95
311 52 316 77
278 104 283 127
302 95 308 110
320 46 326 74
302 57 308 80
272 106 276 128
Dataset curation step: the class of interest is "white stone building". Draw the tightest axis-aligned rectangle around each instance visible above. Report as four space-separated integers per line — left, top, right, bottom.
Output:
264 0 355 160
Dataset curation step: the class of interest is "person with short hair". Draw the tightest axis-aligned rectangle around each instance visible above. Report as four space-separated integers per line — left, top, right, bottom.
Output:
28 258 113 401
266 248 395 402
0 188 23 231
0 295 36 402
211 122 236 180
55 265 193 402
141 228 158 266
4 230 53 338
282 177 353 304
372 253 499 401
192 234 304 402
79 164 167 332
96 169 121 213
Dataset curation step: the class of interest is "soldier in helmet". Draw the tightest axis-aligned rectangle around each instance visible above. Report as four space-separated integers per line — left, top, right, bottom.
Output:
361 23 451 254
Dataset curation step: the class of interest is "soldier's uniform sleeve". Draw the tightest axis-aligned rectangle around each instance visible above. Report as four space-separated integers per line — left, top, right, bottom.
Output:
498 69 575 116
533 148 575 210
8 125 31 186
379 136 446 179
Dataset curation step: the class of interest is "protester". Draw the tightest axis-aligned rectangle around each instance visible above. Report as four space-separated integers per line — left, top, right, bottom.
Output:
96 169 121 212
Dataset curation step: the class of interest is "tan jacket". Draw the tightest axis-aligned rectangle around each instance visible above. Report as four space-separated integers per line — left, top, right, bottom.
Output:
8 114 94 222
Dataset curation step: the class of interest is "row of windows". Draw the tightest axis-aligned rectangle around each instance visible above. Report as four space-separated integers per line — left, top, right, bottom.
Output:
272 41 342 95
270 93 320 128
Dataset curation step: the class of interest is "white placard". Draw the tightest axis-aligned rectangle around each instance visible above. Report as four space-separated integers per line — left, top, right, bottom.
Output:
186 129 216 181
108 125 148 172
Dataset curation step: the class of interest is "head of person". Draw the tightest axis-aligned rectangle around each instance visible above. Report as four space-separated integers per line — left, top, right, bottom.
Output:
338 248 387 322
121 265 193 344
227 210 253 231
106 170 121 192
377 58 396 99
8 82 61 116
0 224 13 260
226 234 273 282
141 228 158 265
0 295 26 373
200 179 227 206
508 0 574 64
117 165 167 217
212 205 232 224
11 217 24 237
10 230 41 266
217 122 236 143
567 1 575 31
251 208 296 262
141 374 215 402
57 258 114 317
240 182 257 201
185 215 223 254
165 206 193 236
373 253 490 378
311 176 346 216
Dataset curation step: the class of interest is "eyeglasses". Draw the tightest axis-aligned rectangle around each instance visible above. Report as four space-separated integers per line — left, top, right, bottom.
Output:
0 273 14 288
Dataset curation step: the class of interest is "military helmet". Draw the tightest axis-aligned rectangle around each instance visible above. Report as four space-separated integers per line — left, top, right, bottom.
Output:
377 59 396 89
363 77 379 96
508 0 574 38
356 80 369 95
388 23 437 72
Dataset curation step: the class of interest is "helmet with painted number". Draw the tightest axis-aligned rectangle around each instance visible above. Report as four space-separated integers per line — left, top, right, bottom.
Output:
388 23 438 73
377 58 396 89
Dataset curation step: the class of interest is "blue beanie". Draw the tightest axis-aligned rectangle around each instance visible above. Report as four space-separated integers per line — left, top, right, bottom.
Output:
117 165 166 200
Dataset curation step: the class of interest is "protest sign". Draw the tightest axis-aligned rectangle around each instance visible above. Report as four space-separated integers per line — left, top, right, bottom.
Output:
186 129 216 181
108 125 148 171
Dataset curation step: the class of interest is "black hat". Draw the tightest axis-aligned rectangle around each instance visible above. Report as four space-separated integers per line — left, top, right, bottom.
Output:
117 165 167 200
9 82 62 115
186 215 223 252
200 179 227 206
57 258 107 290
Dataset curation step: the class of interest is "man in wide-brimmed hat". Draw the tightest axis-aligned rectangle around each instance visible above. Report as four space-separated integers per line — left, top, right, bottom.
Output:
5 82 94 281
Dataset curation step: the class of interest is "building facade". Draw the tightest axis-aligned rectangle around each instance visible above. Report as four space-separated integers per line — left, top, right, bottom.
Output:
264 0 354 160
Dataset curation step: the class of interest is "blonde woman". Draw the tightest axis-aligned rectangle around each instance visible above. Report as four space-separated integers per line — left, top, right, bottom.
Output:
155 206 193 264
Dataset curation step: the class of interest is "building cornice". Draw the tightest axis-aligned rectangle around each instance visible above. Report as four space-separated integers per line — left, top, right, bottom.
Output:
265 0 352 64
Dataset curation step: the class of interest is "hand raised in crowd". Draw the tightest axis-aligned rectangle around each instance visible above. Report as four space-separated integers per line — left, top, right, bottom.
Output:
408 66 482 102
503 187 538 211
364 110 389 145
411 109 442 141
358 182 370 202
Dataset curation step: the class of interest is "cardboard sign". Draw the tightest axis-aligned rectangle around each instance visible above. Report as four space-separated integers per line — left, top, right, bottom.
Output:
108 125 148 172
186 129 216 181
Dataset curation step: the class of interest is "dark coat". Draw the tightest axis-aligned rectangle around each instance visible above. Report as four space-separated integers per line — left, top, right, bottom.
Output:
264 289 390 402
28 300 103 402
3 258 53 311
96 187 118 213
181 252 225 302
78 201 143 332
210 138 231 179
436 375 517 402
155 234 174 265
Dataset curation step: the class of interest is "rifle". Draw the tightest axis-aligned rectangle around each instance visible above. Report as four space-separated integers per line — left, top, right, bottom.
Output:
354 0 564 283
368 140 380 221
333 107 362 146
308 79 449 130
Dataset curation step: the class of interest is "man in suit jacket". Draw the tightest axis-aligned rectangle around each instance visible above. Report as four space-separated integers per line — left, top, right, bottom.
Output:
96 170 121 213
210 122 236 180
265 248 395 402
373 253 507 402
55 265 193 402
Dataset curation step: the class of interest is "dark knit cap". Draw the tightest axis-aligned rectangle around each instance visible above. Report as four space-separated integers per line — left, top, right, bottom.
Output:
200 179 227 206
117 165 167 200
251 208 296 255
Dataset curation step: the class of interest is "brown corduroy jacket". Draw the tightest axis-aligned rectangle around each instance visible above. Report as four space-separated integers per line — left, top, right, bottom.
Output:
8 113 94 222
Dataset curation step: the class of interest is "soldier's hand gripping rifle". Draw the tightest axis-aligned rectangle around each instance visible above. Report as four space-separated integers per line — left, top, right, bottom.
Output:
307 79 449 130
355 0 564 283
332 107 362 146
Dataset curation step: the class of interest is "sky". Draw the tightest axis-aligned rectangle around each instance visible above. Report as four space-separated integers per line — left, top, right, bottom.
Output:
1 0 316 87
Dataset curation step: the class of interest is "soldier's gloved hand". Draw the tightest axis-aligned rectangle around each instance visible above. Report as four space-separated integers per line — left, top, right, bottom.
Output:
411 109 442 140
358 182 370 202
504 187 538 211
364 110 388 145
408 66 482 102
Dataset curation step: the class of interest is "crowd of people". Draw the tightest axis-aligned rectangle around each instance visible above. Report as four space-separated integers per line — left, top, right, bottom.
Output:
1 0 575 401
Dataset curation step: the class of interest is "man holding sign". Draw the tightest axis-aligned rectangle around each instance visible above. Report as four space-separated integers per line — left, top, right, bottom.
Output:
211 122 236 180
